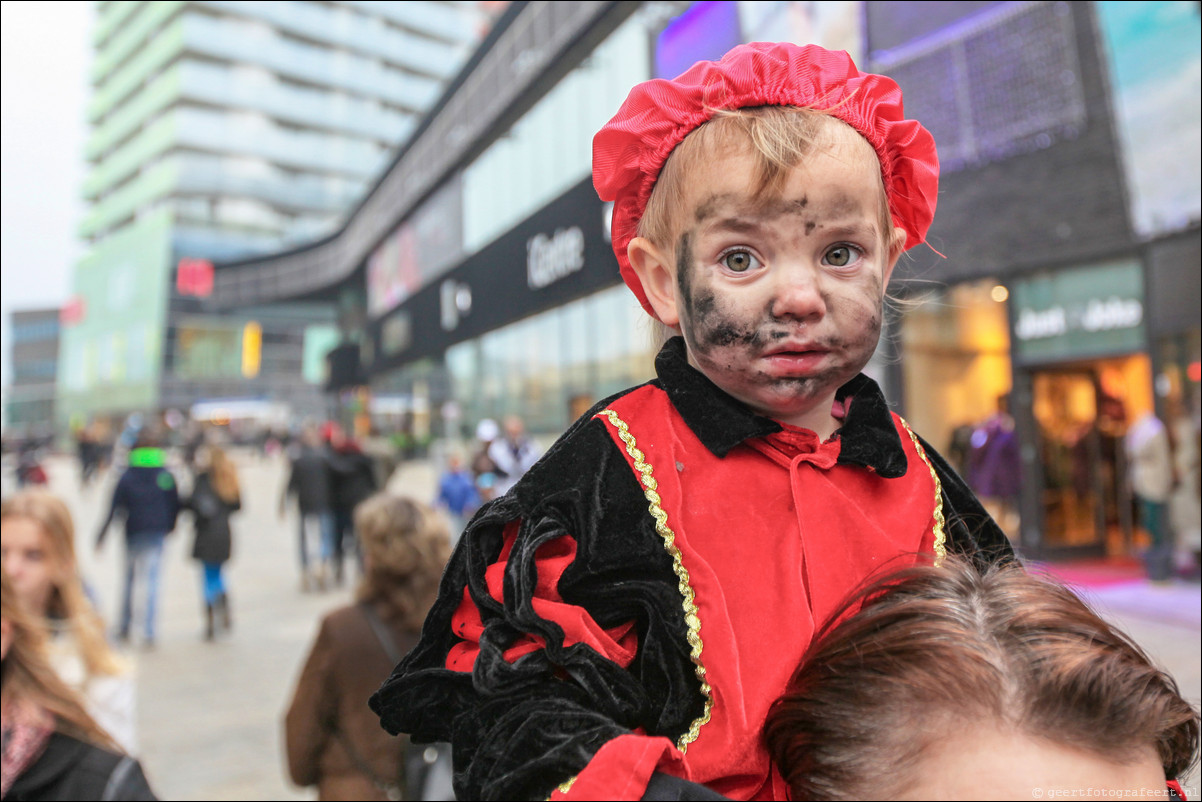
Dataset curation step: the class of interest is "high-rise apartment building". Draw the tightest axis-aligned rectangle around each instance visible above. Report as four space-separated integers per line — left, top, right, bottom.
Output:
6 309 61 438
57 0 496 428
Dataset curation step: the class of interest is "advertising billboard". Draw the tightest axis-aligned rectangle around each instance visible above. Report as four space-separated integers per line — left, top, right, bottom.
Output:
1096 1 1201 237
367 175 465 317
56 208 173 422
655 1 862 79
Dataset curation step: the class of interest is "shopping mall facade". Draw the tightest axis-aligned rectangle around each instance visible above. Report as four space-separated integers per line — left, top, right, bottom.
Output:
209 0 1201 559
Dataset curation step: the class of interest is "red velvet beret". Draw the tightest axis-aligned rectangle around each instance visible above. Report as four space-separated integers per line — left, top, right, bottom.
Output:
593 42 939 317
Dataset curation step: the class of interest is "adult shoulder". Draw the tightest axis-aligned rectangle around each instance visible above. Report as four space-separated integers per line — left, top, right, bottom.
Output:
7 732 157 801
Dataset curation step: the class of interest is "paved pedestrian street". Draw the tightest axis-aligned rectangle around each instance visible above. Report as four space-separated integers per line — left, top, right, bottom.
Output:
13 451 1202 800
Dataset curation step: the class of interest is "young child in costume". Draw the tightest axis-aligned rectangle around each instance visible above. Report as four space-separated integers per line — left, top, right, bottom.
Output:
371 42 1014 801
764 557 1199 801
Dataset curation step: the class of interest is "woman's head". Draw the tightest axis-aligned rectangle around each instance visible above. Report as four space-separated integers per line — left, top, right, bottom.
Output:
1 490 76 618
764 557 1199 800
1 567 117 751
207 446 240 504
354 493 450 632
0 490 124 677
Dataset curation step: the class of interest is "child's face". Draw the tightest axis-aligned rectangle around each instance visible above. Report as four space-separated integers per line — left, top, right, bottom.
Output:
636 123 900 431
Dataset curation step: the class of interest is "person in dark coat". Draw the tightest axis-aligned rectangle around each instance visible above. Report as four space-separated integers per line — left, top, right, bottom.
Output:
183 446 241 641
94 431 180 648
280 426 334 592
325 426 378 586
284 494 450 801
2 569 157 801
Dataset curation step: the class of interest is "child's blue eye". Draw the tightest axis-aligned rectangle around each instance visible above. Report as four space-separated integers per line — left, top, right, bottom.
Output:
721 250 760 272
824 245 860 267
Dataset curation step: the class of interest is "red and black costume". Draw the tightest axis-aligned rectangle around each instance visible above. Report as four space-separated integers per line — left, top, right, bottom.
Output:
371 337 1012 800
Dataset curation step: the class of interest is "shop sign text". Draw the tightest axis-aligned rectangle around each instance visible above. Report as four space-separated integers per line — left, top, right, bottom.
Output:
527 227 584 289
1015 297 1143 341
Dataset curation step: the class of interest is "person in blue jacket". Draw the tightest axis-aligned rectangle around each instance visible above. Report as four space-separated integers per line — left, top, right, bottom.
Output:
95 430 180 648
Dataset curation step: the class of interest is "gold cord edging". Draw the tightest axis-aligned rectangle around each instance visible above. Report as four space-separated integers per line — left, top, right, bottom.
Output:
599 408 714 751
897 416 946 567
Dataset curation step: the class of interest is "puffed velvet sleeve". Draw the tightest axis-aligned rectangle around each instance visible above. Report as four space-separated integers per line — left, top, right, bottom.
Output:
370 413 707 800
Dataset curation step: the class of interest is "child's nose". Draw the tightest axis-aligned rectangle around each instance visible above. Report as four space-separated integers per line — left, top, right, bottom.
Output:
770 265 826 322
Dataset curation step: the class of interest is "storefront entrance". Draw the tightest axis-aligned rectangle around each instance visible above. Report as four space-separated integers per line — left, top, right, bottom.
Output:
1030 354 1153 557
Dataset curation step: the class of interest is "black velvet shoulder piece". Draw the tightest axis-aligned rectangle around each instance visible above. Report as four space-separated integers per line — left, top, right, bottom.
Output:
918 433 1017 568
834 374 909 477
370 388 704 801
655 337 780 457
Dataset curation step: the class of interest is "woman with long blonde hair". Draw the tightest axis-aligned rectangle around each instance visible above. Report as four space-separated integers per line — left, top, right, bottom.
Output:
183 446 242 641
1 489 137 752
2 567 156 799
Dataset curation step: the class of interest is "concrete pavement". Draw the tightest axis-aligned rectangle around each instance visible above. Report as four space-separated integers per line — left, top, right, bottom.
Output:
7 452 1201 800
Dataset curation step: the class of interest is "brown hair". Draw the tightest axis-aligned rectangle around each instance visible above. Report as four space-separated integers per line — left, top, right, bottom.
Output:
1 490 126 677
764 557 1200 801
1 568 120 752
354 493 450 633
207 446 240 505
639 106 899 257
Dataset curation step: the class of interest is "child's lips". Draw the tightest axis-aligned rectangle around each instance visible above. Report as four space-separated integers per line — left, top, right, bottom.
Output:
761 347 831 374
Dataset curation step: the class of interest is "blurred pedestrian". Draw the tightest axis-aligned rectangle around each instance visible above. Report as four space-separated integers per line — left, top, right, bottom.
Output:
94 430 180 648
183 446 241 641
1166 397 1201 579
1127 411 1175 582
1 490 137 752
15 440 48 488
280 426 334 592
1 568 157 800
76 424 101 488
486 415 540 497
284 494 450 801
434 451 479 544
469 419 502 503
325 425 378 586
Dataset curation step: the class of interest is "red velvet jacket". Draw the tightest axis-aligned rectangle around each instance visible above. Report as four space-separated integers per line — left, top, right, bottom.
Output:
371 338 1012 800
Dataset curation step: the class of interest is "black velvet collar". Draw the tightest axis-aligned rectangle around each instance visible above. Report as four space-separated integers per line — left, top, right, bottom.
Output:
654 337 908 477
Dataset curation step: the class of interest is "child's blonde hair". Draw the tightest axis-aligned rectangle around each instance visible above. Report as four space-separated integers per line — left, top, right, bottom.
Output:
639 106 898 258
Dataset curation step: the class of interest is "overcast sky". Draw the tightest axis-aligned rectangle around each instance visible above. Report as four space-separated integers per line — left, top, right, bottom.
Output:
1 1 93 404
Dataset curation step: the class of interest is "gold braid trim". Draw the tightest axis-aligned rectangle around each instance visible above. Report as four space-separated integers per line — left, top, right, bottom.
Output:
599 408 714 751
552 776 578 798
897 416 946 567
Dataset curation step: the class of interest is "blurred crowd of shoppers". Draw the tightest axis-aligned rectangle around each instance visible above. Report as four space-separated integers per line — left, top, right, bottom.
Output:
281 423 380 592
0 412 480 801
